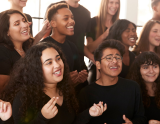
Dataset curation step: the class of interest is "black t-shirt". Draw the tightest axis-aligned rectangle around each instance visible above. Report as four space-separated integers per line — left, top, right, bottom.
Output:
119 51 135 78
44 1 90 65
78 77 146 124
0 45 21 75
144 97 160 123
41 36 81 72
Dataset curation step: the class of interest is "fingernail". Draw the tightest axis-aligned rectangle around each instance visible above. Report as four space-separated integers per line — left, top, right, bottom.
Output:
56 97 59 99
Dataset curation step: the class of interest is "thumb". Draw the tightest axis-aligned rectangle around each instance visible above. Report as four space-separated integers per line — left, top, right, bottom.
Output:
123 115 130 122
28 22 32 26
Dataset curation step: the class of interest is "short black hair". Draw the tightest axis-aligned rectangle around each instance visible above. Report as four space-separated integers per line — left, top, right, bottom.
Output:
106 19 136 42
47 3 69 22
94 39 125 62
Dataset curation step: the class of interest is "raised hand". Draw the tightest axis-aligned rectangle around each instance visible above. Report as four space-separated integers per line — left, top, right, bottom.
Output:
0 100 12 121
89 101 107 117
149 120 160 124
41 97 58 119
122 115 133 124
70 70 79 84
40 20 51 35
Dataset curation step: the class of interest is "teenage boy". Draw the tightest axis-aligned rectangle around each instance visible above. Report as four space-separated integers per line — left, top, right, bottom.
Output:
41 3 86 92
44 0 94 85
78 39 146 124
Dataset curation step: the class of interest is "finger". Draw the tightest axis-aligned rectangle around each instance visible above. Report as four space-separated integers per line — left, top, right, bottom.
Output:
53 108 58 116
94 104 101 115
123 115 130 123
0 102 2 112
46 97 55 108
1 102 4 112
103 103 107 112
3 103 6 112
99 102 103 114
49 97 58 109
51 105 58 112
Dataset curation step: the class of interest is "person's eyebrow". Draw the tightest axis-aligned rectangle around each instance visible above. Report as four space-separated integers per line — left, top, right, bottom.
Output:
56 55 60 58
43 58 52 64
115 53 121 56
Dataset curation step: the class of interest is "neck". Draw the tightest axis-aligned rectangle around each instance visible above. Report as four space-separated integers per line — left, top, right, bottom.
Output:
10 4 23 12
51 30 66 44
65 0 79 8
96 74 118 86
149 44 155 52
105 14 113 27
123 44 129 54
152 13 160 21
13 42 23 51
145 82 155 97
44 83 58 96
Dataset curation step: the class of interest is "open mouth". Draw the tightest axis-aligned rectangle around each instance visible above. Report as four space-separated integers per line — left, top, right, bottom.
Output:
67 26 74 30
129 37 136 43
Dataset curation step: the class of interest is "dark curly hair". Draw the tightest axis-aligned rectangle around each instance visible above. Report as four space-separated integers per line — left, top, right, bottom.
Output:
128 51 160 108
0 9 33 51
1 42 79 117
106 19 137 42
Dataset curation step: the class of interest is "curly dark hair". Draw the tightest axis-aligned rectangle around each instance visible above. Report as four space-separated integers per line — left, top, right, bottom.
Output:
128 51 160 108
106 19 137 42
0 9 33 51
1 42 79 117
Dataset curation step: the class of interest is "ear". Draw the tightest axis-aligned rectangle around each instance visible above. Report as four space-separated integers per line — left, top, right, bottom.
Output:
96 61 101 70
7 31 10 36
50 20 57 28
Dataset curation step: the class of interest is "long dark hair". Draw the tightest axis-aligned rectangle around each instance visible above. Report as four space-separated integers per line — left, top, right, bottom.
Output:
1 42 78 116
0 9 33 51
128 51 160 108
106 19 137 42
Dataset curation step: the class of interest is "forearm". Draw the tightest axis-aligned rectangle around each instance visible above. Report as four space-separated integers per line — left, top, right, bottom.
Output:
84 46 94 62
33 31 45 45
87 34 105 53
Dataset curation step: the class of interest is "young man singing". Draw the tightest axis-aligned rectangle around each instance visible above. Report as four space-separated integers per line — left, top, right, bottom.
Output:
78 39 146 124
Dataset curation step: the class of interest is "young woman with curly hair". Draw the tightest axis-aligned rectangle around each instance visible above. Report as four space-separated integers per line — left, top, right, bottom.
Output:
128 51 160 124
133 20 160 56
1 42 106 124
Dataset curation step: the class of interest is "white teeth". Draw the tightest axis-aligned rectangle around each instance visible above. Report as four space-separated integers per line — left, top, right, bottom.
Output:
22 30 27 33
54 71 60 74
67 26 73 29
110 67 118 69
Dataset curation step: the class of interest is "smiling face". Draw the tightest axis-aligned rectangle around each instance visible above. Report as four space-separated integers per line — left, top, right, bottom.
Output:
9 0 27 8
8 13 30 44
41 48 64 84
149 23 160 48
121 23 137 47
96 48 122 78
140 63 159 83
51 8 75 36
107 0 119 16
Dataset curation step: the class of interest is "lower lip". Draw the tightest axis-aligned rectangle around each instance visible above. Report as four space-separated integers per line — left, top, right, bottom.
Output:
53 71 62 77
110 68 118 70
21 32 28 35
67 28 74 31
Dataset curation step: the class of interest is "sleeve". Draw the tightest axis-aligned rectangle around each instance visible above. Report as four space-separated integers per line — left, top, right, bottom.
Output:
86 17 97 41
1 116 14 124
12 92 50 124
131 83 147 124
0 47 12 75
73 88 92 124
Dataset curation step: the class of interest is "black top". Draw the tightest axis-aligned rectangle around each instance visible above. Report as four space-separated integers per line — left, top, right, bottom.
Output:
78 77 146 124
41 36 81 72
25 13 33 36
119 51 135 78
2 91 92 124
144 97 160 123
44 1 90 66
0 45 21 75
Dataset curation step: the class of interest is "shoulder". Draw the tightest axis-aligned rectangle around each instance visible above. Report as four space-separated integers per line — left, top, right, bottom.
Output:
118 77 140 89
78 4 90 14
79 83 96 95
0 45 11 54
41 37 54 42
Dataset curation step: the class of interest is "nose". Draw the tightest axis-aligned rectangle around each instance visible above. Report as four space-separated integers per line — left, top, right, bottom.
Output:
21 21 28 28
112 57 118 63
53 61 60 68
149 66 154 73
69 17 75 26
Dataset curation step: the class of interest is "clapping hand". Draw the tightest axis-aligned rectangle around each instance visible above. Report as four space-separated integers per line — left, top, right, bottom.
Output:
41 97 58 119
122 115 133 124
149 120 160 124
89 101 107 117
0 100 12 121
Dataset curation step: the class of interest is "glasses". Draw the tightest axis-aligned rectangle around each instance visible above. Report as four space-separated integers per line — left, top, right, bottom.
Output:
101 55 123 62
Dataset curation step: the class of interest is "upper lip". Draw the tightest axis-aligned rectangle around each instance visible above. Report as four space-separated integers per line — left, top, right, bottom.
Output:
53 69 61 74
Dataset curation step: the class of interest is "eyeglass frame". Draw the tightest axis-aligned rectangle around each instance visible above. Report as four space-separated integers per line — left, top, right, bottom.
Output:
100 54 123 62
